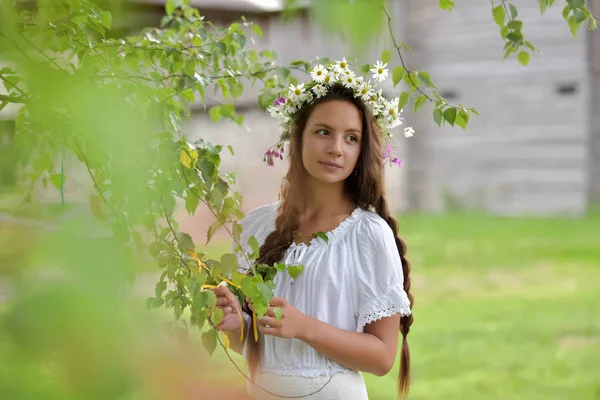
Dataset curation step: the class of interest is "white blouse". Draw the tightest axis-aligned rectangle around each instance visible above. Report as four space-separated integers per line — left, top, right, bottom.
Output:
234 202 412 377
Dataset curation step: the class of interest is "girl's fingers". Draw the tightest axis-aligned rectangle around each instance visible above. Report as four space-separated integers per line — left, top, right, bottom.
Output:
265 307 279 318
258 316 279 327
216 297 230 307
258 324 278 336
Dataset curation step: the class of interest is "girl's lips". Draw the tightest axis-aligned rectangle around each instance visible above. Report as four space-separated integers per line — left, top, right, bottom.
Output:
319 161 342 168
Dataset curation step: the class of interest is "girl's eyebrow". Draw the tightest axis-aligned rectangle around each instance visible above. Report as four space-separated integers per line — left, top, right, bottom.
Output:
311 122 362 134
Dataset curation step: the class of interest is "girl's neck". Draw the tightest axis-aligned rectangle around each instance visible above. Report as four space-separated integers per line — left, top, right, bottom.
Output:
300 179 355 219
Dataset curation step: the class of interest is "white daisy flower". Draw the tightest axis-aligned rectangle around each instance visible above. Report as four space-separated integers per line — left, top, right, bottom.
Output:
357 82 375 102
310 64 327 83
313 84 328 98
288 83 305 103
268 105 281 119
334 57 349 74
404 126 415 138
322 72 336 86
370 60 389 83
369 101 383 116
342 74 359 90
341 68 355 78
283 98 297 114
387 96 400 112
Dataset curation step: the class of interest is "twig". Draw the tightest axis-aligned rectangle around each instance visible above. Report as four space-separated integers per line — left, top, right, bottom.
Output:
71 138 129 231
17 31 64 71
207 319 333 399
0 74 27 97
71 38 109 65
500 0 511 20
161 65 307 103
0 94 27 103
382 6 432 101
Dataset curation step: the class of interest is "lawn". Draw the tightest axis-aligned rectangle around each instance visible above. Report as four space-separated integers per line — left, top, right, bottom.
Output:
198 210 600 400
2 201 599 399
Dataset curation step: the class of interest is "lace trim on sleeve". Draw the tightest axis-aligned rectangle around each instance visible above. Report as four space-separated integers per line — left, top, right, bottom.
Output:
356 285 412 332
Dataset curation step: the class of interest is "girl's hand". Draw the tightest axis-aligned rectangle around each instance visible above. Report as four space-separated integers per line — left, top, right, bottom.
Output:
247 296 312 340
213 285 244 332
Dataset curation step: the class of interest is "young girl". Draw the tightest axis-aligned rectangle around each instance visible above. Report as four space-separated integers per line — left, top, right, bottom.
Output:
213 60 414 400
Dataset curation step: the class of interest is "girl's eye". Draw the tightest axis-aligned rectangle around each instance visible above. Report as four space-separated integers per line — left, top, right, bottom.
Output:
316 129 329 136
347 135 359 142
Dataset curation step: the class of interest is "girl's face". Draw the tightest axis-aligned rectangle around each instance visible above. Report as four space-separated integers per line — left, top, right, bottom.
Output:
301 100 363 185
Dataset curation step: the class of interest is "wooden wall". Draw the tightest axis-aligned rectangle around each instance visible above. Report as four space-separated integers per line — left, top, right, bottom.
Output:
404 0 591 215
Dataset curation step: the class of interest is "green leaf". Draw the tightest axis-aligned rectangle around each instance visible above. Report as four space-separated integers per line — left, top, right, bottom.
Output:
457 108 470 130
398 92 410 112
201 329 218 356
524 41 536 51
49 173 63 190
392 67 405 87
413 95 428 113
202 290 217 308
166 0 176 15
568 15 582 36
100 11 112 29
433 108 443 127
509 4 518 19
211 307 224 326
206 220 223 244
507 20 523 31
220 253 238 276
443 107 457 126
274 262 286 273
311 0 385 47
539 0 549 14
573 9 586 23
252 24 263 37
181 89 195 102
403 71 419 91
248 236 259 257
438 0 455 11
417 71 435 88
517 51 530 66
287 264 304 280
493 5 506 27
209 106 223 123
230 81 244 99
185 191 200 215
155 281 167 297
562 5 570 21
314 231 329 243
360 64 371 75
231 270 246 287
176 231 195 252
381 50 391 64
274 307 283 325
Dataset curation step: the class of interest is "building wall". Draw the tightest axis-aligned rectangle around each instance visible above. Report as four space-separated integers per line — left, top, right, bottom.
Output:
405 0 591 215
590 0 600 204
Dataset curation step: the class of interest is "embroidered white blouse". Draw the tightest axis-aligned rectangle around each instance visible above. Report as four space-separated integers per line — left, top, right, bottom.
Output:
234 202 412 377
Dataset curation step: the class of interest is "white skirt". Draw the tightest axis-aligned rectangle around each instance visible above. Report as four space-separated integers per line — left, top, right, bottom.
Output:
247 371 369 400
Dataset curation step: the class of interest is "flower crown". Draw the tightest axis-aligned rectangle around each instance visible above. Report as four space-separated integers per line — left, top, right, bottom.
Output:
264 58 415 167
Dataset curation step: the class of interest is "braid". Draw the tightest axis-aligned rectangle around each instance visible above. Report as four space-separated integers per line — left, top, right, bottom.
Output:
245 175 299 381
375 194 414 399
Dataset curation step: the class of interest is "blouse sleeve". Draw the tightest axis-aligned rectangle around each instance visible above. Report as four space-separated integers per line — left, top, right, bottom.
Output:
231 202 279 274
354 215 412 333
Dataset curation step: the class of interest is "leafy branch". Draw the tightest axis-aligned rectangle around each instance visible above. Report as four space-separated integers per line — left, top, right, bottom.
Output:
382 6 478 129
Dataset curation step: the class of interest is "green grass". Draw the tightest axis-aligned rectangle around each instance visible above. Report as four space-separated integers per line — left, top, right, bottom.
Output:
203 210 600 399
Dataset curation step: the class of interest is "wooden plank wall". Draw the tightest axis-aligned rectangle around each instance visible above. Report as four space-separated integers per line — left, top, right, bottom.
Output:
590 0 600 204
404 0 591 216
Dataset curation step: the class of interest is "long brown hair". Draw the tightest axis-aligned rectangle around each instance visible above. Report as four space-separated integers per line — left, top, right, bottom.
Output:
247 84 414 398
